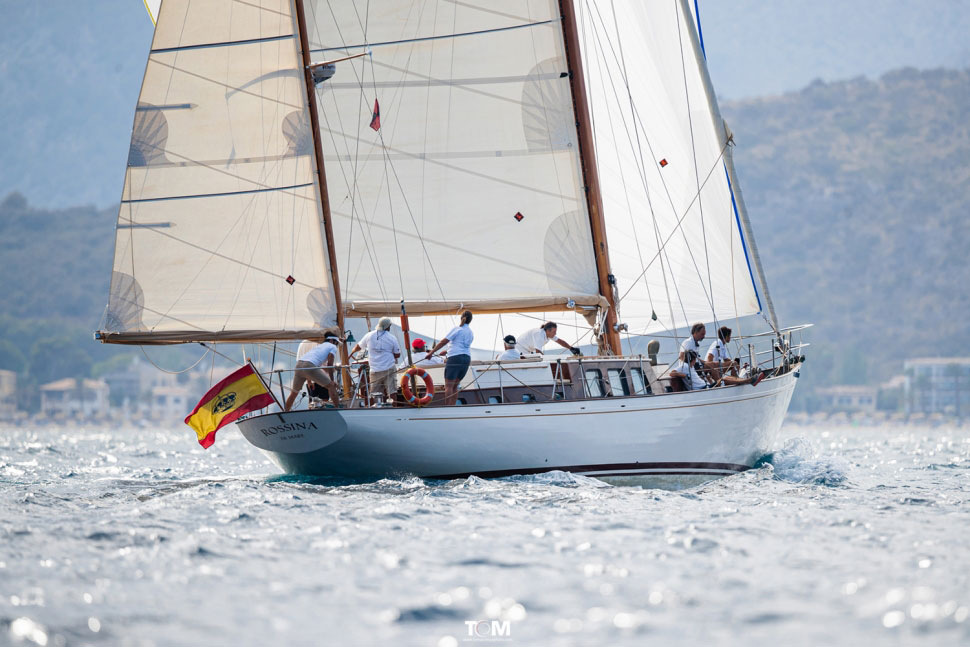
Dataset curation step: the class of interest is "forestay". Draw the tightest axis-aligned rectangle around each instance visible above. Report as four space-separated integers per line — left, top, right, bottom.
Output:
576 0 761 335
303 0 603 316
101 0 337 344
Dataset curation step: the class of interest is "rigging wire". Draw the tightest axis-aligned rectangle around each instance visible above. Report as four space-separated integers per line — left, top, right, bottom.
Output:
582 0 690 331
674 3 719 336
618 140 731 303
139 345 211 374
584 1 720 325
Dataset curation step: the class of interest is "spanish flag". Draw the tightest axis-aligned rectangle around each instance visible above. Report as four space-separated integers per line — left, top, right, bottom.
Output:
184 364 275 449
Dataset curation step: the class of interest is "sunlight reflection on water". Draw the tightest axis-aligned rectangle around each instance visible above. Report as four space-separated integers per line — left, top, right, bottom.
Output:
1 424 968 645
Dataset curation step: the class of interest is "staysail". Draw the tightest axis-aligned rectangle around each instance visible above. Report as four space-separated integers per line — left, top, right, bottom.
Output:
100 0 337 344
576 0 763 336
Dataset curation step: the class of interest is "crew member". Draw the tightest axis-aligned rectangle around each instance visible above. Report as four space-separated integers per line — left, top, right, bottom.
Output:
706 326 736 382
515 322 581 356
426 310 473 405
284 332 342 410
496 335 521 361
409 338 445 368
350 318 402 405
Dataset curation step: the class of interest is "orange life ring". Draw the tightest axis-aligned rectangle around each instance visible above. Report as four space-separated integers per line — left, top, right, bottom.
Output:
400 367 434 406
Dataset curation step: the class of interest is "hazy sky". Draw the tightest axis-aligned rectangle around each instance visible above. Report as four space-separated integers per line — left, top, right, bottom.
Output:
1 0 968 208
698 0 970 99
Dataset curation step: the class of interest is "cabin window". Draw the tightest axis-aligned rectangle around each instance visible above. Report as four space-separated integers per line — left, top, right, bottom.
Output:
629 368 650 395
607 369 630 396
583 369 604 397
488 395 503 404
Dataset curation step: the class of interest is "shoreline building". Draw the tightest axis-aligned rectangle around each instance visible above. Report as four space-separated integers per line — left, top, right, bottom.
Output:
814 385 878 413
39 378 110 418
904 358 970 417
0 369 16 418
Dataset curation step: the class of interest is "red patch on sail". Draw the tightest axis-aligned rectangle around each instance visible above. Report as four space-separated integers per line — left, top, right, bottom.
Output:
285 275 295 285
513 212 524 222
659 158 668 167
369 99 381 131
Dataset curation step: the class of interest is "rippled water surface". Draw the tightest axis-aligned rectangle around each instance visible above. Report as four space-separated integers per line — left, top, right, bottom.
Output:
1 424 969 646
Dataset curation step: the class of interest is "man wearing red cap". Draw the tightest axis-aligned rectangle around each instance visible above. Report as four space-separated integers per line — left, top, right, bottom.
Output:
408 338 445 368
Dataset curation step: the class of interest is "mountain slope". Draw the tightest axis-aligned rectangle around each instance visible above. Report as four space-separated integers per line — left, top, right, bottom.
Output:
722 67 970 389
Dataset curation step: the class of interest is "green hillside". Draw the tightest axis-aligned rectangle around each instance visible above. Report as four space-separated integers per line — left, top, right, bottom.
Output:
0 67 967 408
722 67 970 396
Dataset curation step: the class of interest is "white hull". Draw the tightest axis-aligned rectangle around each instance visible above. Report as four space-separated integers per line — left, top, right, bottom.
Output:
236 370 798 488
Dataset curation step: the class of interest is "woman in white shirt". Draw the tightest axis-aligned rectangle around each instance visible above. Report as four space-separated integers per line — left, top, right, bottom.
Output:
425 310 474 405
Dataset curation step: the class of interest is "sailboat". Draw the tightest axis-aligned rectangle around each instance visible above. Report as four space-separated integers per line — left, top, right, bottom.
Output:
97 0 805 487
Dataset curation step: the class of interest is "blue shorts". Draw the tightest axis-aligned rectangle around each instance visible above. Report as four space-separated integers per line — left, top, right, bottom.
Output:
444 354 471 381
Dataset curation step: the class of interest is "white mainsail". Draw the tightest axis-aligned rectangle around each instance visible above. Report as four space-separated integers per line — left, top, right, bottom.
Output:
303 0 603 316
102 0 337 343
577 0 762 335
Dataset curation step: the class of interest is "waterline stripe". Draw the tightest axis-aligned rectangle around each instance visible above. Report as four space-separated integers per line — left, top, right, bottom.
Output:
427 461 750 480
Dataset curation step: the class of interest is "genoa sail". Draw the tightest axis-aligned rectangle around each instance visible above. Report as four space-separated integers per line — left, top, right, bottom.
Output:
101 0 337 344
576 0 762 335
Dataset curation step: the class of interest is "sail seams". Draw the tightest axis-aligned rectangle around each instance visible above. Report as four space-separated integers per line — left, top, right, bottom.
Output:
150 33 295 55
309 19 555 54
120 182 314 205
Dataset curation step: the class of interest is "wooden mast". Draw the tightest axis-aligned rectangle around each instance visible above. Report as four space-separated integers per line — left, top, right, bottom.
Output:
294 0 353 394
559 0 622 355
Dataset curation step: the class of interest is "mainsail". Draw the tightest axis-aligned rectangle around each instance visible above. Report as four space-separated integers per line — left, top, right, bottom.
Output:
303 0 604 317
101 0 336 343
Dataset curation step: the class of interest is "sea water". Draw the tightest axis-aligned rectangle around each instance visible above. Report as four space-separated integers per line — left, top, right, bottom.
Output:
1 424 968 646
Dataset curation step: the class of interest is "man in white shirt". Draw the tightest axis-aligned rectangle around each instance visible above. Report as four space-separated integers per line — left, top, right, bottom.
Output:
706 326 737 382
350 318 401 405
285 331 342 410
679 322 706 363
408 338 445 368
496 335 521 361
669 322 712 390
515 322 581 356
669 349 710 390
